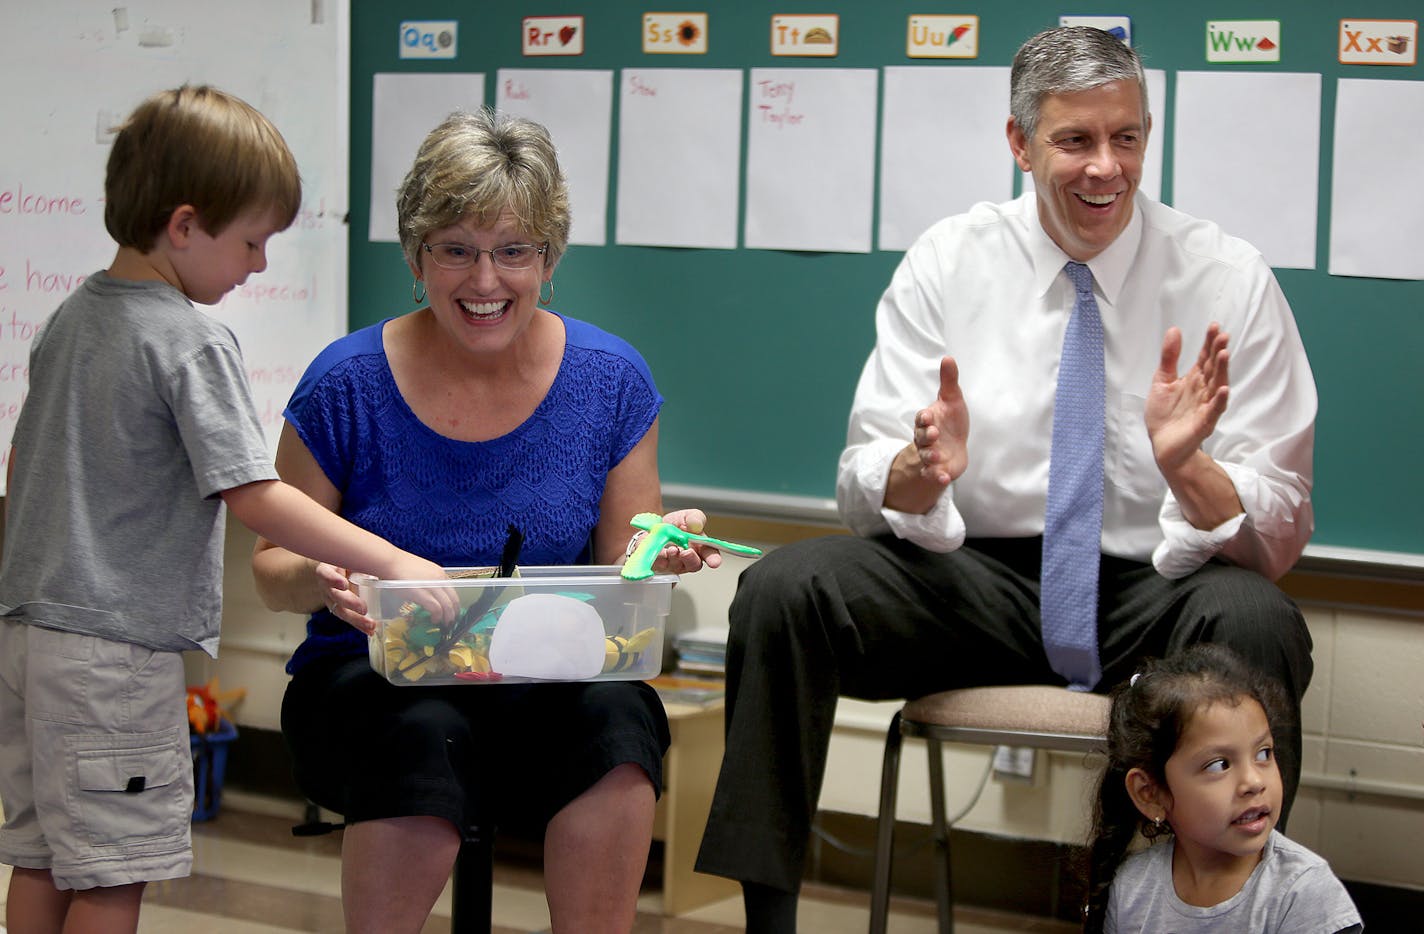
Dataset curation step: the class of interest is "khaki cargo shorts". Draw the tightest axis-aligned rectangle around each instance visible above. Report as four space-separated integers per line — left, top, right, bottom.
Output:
0 620 193 889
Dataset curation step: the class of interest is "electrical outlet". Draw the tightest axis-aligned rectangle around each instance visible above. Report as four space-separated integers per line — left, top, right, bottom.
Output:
992 745 1035 782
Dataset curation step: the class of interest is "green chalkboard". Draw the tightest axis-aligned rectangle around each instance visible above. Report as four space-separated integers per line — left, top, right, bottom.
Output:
350 1 1424 557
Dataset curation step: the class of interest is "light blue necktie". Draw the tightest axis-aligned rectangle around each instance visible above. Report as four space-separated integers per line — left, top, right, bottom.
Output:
1041 261 1105 691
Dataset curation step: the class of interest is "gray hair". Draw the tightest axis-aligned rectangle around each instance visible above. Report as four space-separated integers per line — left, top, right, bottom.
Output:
396 108 571 271
1010 27 1148 142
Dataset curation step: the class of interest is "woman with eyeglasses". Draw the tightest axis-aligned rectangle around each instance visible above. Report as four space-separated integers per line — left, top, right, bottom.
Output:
252 109 719 934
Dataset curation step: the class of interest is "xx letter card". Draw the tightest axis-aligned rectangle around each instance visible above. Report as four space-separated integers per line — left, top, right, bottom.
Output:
1339 20 1417 66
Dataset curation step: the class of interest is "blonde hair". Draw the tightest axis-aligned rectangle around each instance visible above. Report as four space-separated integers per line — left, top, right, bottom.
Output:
397 109 570 271
104 85 301 249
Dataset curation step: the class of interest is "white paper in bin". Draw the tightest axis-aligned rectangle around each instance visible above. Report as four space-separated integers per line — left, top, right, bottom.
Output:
489 593 605 679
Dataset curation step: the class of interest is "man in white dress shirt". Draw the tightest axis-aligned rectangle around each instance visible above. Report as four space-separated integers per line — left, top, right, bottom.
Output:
695 26 1316 933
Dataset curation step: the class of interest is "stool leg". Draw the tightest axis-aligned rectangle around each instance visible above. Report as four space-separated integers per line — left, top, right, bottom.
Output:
450 826 494 934
868 711 904 934
925 735 953 934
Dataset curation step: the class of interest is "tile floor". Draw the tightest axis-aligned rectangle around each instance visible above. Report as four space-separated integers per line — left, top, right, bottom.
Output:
0 798 1077 933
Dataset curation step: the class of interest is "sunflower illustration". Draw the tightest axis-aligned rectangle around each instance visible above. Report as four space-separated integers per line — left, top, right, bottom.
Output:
677 20 700 46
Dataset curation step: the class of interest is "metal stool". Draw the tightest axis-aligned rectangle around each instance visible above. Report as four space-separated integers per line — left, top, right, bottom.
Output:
867 685 1110 933
293 803 495 933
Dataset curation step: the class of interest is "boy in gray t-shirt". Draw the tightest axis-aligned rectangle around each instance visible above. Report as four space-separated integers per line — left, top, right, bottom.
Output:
0 86 453 933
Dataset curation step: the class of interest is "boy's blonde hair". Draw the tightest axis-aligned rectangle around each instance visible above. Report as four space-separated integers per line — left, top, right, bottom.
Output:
104 85 302 250
397 108 571 271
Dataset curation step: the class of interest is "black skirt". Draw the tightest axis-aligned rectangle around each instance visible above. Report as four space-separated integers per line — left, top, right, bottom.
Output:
281 653 670 835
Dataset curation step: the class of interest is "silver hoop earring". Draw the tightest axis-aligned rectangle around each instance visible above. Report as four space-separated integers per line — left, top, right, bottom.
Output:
412 278 426 304
539 278 554 306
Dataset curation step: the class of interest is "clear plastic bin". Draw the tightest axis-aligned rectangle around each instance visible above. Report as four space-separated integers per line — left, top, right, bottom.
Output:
354 565 675 686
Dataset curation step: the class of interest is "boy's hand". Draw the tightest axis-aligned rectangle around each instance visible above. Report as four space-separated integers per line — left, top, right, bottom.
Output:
387 554 459 626
317 559 456 635
315 563 382 635
316 563 377 634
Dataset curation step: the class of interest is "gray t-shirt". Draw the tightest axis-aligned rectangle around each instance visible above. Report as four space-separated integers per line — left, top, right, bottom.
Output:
1107 830 1362 933
0 272 278 656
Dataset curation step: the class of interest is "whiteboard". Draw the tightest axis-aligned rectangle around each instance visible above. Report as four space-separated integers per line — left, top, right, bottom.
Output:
0 0 350 494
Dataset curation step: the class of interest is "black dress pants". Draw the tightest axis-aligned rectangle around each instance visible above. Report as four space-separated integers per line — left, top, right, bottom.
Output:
693 534 1313 893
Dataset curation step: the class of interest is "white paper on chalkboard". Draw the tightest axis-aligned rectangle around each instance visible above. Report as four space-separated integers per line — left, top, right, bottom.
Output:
368 72 487 243
878 66 1013 252
0 1 352 494
615 68 744 250
744 68 879 254
1329 79 1424 281
496 69 614 247
1173 71 1321 270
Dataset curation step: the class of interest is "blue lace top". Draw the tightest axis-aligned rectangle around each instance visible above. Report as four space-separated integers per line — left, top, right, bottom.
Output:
284 313 663 674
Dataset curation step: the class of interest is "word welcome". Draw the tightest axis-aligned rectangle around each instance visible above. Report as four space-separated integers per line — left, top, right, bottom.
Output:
0 183 87 217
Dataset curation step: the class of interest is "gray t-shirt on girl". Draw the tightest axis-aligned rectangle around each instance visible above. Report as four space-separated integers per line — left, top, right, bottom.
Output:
1106 830 1362 933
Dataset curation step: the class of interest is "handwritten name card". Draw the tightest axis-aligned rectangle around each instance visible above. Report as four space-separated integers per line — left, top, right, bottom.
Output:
496 69 614 246
744 68 878 253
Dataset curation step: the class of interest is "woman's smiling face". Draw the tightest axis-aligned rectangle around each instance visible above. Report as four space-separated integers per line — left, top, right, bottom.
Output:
415 208 552 355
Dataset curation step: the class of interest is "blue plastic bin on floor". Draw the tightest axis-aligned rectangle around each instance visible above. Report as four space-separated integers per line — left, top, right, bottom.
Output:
190 718 238 822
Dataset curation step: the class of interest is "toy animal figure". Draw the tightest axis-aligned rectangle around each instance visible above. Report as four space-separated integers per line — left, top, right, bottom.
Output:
621 513 763 580
186 678 245 733
603 626 660 673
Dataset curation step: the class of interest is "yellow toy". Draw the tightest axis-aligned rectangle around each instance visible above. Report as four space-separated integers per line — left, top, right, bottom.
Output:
603 626 659 674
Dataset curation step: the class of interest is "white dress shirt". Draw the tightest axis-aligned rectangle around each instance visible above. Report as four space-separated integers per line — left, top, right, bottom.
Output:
837 193 1315 581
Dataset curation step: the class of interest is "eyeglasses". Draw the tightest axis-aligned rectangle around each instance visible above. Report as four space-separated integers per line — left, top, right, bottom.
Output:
422 241 548 271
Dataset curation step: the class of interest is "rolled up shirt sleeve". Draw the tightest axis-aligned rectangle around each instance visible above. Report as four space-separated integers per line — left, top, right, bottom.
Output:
837 437 967 552
1154 459 1313 581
